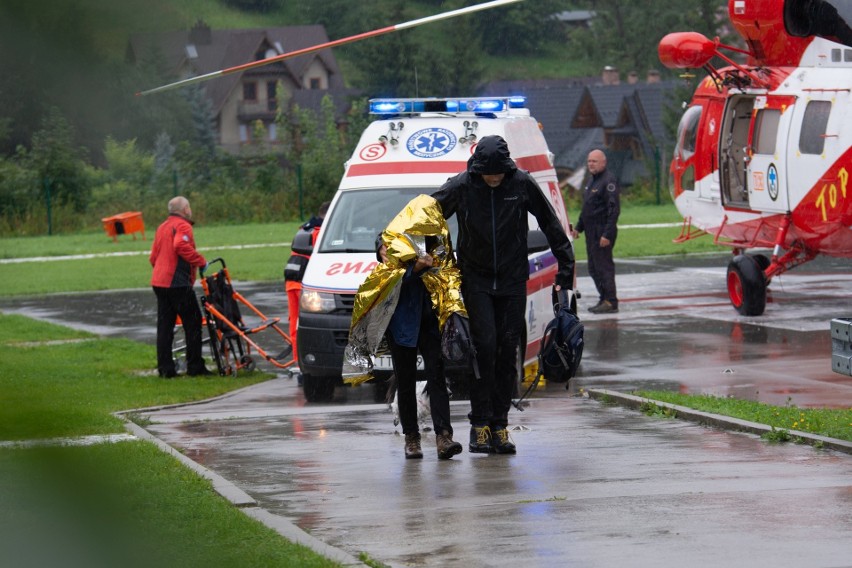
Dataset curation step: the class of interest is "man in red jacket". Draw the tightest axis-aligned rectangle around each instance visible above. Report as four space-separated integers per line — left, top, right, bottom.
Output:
150 196 211 377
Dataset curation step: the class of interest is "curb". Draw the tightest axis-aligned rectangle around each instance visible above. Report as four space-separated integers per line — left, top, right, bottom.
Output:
119 417 365 567
586 388 852 456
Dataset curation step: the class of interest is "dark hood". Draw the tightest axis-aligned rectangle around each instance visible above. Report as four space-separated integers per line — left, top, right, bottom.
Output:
467 135 516 175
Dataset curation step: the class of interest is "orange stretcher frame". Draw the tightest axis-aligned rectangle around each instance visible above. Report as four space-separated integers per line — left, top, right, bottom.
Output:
199 258 294 376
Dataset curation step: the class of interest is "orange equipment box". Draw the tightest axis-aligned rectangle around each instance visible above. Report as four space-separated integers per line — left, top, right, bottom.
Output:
102 211 145 242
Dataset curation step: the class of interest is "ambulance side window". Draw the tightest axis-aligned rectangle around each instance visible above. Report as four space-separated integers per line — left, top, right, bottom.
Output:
799 100 831 155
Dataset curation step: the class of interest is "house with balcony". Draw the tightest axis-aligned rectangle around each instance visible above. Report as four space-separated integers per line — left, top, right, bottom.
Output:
128 20 360 154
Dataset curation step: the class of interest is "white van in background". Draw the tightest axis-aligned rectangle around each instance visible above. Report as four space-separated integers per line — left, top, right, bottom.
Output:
294 96 577 402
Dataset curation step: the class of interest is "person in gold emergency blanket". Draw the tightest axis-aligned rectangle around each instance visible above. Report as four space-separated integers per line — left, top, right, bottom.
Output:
343 195 467 460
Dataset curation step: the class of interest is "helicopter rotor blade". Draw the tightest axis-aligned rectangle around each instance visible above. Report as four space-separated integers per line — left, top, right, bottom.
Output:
136 0 523 96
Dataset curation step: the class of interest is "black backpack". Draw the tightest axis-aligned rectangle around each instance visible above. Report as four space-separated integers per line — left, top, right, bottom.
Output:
539 289 584 384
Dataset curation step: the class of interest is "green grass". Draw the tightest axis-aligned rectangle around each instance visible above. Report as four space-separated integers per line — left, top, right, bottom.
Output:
1 443 340 568
0 313 340 567
0 204 718 296
0 221 303 296
0 221 303 259
636 390 852 443
72 0 306 61
0 313 273 441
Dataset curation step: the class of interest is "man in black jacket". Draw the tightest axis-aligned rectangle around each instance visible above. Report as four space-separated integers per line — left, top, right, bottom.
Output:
572 149 620 314
432 135 574 454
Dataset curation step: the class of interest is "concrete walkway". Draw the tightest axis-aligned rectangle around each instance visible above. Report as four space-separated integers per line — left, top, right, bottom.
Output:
134 377 852 568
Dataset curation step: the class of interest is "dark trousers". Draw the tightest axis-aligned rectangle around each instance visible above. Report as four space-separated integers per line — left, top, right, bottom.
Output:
154 286 205 376
462 284 526 429
585 227 618 304
386 312 452 436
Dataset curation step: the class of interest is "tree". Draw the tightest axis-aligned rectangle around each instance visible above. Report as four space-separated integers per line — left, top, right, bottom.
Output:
474 0 568 56
278 94 368 218
27 107 91 212
567 0 728 78
345 0 486 98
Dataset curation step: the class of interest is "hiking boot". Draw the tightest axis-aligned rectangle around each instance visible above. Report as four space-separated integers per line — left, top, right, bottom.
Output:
404 433 423 459
469 425 494 454
588 300 604 313
436 431 463 460
589 300 618 314
491 427 516 454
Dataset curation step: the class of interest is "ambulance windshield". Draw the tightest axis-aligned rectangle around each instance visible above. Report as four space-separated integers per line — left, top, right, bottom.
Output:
319 188 458 253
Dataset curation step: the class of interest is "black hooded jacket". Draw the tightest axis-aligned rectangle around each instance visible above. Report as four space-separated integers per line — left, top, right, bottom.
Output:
432 135 575 292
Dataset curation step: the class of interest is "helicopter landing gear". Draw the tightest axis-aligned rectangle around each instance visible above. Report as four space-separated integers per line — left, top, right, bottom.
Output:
727 254 767 316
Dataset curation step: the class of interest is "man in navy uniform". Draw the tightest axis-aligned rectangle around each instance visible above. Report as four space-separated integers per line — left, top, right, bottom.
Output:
572 149 620 314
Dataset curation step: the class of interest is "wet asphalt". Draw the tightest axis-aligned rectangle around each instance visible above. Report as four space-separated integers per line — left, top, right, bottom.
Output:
4 253 852 566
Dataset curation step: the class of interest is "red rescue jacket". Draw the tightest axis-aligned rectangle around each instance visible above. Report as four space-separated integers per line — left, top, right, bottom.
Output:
150 214 206 288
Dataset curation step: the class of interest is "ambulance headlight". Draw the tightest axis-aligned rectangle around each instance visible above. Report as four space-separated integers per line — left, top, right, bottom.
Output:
301 290 336 313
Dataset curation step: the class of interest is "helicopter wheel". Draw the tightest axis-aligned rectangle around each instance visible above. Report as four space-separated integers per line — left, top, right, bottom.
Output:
753 253 771 272
727 255 767 316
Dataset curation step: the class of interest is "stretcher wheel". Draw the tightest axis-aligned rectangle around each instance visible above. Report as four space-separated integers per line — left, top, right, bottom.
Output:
239 355 257 372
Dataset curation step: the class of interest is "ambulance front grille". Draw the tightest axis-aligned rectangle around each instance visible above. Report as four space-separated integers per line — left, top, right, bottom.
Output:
336 293 356 313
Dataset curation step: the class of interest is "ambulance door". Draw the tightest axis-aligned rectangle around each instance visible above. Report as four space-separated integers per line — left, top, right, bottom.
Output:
745 95 796 213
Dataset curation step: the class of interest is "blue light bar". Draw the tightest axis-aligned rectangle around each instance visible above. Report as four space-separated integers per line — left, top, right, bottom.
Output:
468 99 504 112
370 100 408 114
369 97 525 115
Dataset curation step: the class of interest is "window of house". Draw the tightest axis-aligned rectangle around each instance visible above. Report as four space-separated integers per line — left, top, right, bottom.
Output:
309 77 321 90
243 82 257 101
799 100 831 155
268 123 277 141
239 124 249 144
267 81 277 111
754 109 781 154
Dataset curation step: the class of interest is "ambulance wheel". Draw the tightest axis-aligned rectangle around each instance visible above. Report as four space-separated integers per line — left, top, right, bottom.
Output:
727 255 766 316
302 374 335 402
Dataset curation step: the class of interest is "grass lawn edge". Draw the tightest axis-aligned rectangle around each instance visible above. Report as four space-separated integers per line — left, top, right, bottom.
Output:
117 415 363 567
584 388 852 456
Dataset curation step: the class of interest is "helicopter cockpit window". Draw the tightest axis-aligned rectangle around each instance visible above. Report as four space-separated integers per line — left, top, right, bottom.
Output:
675 105 702 162
754 109 781 154
799 100 832 155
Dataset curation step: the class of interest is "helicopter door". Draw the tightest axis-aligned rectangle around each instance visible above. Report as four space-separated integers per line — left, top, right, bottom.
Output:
785 95 837 219
719 95 754 208
745 95 796 213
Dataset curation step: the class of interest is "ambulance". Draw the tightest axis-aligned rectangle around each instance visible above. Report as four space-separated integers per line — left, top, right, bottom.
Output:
294 96 577 402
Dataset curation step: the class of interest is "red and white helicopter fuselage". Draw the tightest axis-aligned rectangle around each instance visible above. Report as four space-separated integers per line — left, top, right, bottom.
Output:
660 0 852 314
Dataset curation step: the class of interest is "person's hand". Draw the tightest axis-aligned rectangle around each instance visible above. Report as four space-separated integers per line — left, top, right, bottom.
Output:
414 253 433 273
599 236 611 248
571 229 580 239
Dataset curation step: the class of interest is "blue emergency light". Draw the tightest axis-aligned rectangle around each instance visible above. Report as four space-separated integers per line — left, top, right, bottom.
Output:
369 96 526 115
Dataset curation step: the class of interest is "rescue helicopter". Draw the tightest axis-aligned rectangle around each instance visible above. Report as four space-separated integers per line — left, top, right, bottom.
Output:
658 0 852 315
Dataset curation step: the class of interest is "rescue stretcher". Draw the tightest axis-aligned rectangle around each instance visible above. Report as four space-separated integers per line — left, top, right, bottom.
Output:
174 258 294 376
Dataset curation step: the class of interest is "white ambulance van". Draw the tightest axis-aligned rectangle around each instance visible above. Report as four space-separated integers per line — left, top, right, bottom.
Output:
295 96 577 401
